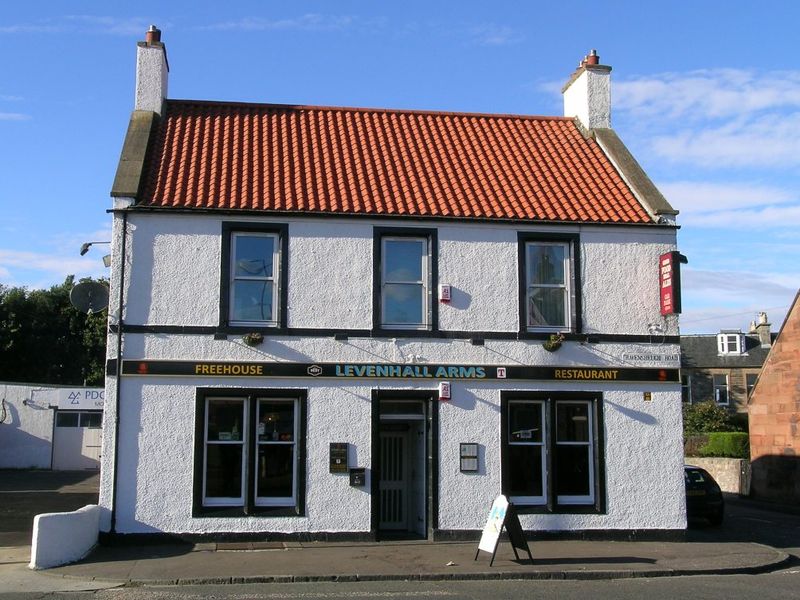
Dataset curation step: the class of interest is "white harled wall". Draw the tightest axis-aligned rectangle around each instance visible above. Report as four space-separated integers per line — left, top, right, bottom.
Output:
99 211 685 535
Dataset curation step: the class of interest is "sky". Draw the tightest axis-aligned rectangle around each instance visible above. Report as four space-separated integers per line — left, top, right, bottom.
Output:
1 1 798 335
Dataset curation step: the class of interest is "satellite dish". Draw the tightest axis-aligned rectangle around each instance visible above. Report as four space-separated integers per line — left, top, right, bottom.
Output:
70 282 110 315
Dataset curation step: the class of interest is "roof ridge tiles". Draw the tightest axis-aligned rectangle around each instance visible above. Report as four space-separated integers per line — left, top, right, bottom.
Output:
165 98 574 123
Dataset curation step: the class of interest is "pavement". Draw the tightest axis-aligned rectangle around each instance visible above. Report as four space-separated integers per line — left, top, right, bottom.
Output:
0 470 794 593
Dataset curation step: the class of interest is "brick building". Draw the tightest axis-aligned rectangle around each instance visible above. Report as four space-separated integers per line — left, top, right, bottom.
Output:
748 292 800 504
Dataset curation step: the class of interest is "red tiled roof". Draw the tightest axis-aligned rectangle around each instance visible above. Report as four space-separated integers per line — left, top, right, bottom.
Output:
139 100 653 224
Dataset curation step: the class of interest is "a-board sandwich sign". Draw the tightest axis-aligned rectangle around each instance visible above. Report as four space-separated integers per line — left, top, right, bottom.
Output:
474 494 533 566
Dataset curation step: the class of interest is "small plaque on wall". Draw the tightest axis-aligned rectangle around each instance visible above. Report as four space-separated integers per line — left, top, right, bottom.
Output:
349 468 366 487
460 443 479 473
330 442 348 473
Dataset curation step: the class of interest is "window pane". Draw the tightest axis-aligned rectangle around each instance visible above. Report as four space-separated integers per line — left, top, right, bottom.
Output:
509 402 543 442
384 239 424 282
56 412 79 427
234 235 274 277
232 280 274 322
555 445 591 497
528 287 566 327
205 445 243 498
207 400 244 442
508 445 543 497
380 401 424 416
556 404 589 442
80 412 103 428
257 444 294 498
383 283 424 324
257 400 295 442
527 244 565 285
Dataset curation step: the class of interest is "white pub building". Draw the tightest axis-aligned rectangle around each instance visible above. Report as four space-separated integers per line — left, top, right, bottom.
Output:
99 29 686 542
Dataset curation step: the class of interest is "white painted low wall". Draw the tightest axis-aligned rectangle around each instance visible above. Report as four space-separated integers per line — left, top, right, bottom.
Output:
29 504 100 570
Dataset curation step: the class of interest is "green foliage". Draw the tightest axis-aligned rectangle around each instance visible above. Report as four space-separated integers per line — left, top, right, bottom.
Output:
0 276 108 385
682 400 741 435
699 432 750 459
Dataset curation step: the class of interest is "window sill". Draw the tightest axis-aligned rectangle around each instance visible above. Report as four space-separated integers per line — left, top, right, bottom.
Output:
513 504 603 515
193 506 304 518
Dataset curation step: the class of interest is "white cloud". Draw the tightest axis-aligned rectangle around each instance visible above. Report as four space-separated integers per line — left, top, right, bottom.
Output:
607 69 800 169
684 204 800 229
682 268 796 297
0 94 23 101
679 268 797 333
0 249 94 275
198 14 356 32
650 112 800 168
679 305 791 335
468 24 523 46
614 69 800 122
0 16 152 36
659 181 796 214
0 112 31 121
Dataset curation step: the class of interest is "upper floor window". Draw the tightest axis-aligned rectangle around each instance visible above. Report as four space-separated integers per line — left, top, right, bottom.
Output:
717 332 743 354
519 234 579 333
374 228 437 331
220 223 288 329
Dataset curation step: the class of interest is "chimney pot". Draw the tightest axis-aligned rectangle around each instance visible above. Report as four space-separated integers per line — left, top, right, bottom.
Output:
145 25 161 44
585 49 599 65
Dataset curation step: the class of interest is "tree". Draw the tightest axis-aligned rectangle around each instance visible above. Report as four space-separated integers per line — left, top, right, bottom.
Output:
0 276 108 385
682 400 741 435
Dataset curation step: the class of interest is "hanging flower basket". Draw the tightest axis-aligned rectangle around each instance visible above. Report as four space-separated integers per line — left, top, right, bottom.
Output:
543 333 565 352
243 332 264 347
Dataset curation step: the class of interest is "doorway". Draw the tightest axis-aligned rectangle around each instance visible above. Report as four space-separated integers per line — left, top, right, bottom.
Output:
372 393 437 540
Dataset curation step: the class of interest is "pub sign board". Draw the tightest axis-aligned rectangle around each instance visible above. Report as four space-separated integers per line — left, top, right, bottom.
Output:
119 360 680 383
659 251 687 316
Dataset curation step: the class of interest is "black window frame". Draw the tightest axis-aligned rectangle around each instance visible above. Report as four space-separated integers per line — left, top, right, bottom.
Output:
372 227 438 335
193 388 307 518
219 222 289 332
500 391 605 514
517 232 581 336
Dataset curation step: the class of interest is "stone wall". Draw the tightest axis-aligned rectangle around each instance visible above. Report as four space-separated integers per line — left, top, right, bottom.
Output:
685 457 750 495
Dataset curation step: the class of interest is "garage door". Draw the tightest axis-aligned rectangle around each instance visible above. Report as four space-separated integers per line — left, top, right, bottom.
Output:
52 411 102 470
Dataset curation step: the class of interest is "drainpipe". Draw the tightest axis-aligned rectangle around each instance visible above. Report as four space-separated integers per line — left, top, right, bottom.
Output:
110 211 128 534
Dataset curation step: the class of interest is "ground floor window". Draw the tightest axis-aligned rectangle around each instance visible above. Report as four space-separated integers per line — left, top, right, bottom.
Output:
194 388 306 517
713 374 729 405
501 392 604 513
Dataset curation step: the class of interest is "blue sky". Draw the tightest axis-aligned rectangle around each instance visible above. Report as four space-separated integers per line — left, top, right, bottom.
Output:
1 1 798 334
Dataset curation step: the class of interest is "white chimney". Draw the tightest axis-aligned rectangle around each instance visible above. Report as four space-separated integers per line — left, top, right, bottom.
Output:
135 25 169 115
562 49 611 130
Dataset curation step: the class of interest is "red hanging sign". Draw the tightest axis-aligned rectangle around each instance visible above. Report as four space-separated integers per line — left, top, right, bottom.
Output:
659 251 686 315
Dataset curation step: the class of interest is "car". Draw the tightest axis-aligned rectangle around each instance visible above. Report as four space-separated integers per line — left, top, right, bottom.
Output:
685 465 724 526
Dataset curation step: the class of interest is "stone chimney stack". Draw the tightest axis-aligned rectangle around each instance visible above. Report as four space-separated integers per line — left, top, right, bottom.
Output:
755 311 772 348
135 25 169 115
562 49 612 130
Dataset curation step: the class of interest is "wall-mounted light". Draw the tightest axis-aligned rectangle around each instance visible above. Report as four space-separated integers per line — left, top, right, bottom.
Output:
79 241 110 256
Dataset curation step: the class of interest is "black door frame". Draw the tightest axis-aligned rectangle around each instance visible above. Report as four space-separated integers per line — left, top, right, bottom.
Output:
370 389 439 540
